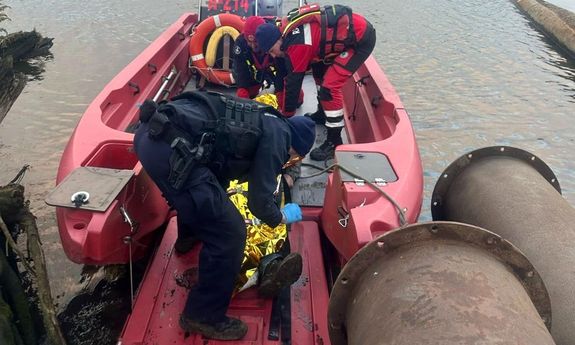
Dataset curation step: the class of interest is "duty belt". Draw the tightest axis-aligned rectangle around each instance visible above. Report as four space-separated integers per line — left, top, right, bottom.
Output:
147 110 215 190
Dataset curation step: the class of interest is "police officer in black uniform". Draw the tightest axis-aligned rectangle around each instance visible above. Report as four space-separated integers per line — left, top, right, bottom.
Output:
133 90 315 340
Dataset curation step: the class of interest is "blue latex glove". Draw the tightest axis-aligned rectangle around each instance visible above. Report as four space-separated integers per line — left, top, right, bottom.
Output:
281 203 302 224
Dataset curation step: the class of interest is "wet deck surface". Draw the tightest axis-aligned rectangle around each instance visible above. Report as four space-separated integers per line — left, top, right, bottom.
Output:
120 218 330 345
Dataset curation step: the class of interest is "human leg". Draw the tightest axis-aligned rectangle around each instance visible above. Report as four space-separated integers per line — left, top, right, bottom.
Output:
309 66 347 161
172 168 247 339
310 28 376 161
174 215 199 254
304 62 329 124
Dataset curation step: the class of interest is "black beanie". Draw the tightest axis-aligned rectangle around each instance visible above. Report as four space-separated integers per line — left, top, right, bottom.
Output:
287 116 316 156
255 23 282 52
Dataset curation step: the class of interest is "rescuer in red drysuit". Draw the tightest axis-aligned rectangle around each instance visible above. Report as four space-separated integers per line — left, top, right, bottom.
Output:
256 4 376 160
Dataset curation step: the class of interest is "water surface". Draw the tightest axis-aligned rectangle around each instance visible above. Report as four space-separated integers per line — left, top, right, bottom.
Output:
1 0 574 314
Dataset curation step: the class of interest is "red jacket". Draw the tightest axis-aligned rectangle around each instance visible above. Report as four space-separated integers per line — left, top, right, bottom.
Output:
279 13 370 115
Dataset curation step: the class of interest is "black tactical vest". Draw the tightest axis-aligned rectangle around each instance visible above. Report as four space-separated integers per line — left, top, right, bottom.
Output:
139 90 281 188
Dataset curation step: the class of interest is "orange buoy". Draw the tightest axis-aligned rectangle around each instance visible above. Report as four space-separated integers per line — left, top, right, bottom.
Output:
189 13 245 86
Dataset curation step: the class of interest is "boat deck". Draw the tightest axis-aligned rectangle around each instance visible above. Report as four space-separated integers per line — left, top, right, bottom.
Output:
120 218 330 345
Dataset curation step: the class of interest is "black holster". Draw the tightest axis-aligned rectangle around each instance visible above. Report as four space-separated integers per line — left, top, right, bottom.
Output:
167 132 215 190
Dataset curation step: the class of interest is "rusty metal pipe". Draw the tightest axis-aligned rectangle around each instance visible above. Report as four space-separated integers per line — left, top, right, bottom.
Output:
432 146 575 345
328 222 554 345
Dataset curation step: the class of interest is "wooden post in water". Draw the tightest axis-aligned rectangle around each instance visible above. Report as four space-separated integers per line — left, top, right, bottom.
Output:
0 169 67 345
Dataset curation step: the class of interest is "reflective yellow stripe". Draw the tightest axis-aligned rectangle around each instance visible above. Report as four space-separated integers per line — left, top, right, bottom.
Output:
282 11 321 35
205 26 241 67
245 59 258 78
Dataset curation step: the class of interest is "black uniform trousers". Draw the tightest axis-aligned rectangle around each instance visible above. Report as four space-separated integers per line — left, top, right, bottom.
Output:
134 124 246 324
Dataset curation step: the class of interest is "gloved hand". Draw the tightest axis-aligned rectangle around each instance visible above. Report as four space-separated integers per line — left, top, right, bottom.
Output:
281 203 302 224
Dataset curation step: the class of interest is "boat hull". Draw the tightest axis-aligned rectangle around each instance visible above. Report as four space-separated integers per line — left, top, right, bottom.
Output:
52 10 425 345
55 13 197 264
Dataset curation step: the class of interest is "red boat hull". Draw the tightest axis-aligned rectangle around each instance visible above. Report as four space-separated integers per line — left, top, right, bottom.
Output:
119 219 330 345
55 13 197 264
52 9 424 345
323 57 423 260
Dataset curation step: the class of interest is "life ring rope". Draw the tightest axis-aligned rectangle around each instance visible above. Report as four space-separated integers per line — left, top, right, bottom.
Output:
205 26 241 67
189 65 236 87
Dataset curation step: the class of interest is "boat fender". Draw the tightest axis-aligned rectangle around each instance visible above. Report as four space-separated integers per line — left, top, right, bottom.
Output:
205 26 241 68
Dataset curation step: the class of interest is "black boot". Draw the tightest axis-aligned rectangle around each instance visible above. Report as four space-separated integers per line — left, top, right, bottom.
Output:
258 252 303 298
304 105 326 125
174 236 199 255
309 127 343 161
179 315 248 340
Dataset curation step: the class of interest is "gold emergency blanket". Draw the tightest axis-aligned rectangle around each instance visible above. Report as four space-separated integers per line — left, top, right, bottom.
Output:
232 93 284 291
228 180 286 291
253 93 279 109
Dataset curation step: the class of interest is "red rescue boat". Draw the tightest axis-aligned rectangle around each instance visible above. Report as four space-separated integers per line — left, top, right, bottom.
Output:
47 2 424 344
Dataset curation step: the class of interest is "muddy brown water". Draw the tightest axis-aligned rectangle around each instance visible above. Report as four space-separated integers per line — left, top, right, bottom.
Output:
1 0 574 343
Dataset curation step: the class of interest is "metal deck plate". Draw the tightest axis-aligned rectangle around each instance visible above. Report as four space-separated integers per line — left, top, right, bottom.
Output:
292 163 328 207
335 151 397 183
45 167 134 211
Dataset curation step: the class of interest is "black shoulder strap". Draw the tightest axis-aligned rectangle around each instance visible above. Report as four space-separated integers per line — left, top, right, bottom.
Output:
170 90 223 129
320 7 328 59
320 4 356 55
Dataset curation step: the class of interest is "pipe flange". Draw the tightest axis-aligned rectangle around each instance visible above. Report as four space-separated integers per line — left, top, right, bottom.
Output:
431 146 561 221
327 221 552 345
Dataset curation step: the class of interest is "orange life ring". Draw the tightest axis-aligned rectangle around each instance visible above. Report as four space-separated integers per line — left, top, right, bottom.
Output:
189 13 245 86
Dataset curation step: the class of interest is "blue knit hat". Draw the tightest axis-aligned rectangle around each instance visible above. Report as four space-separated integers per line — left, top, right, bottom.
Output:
287 116 316 156
255 23 282 53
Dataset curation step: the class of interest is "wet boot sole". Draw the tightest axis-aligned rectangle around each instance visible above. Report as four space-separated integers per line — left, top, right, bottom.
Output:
258 252 303 298
179 315 248 340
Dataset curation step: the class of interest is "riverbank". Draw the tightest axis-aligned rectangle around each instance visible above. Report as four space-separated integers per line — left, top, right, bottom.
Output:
514 0 575 58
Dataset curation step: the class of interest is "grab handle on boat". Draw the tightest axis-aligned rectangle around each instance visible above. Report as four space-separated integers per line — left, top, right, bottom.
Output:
128 82 140 95
337 206 349 228
152 67 179 103
338 198 367 228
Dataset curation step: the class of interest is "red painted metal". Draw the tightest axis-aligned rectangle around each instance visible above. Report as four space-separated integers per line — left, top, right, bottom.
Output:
55 14 197 264
119 220 330 345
